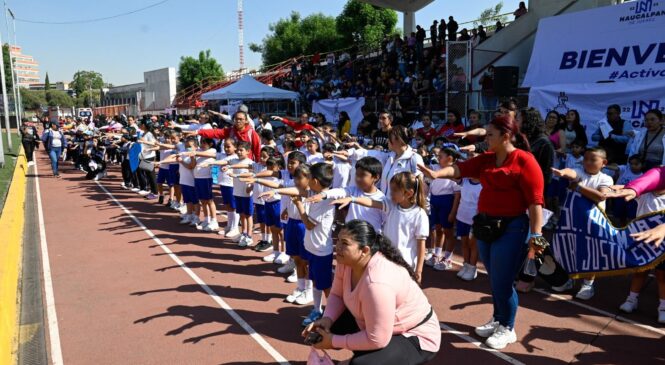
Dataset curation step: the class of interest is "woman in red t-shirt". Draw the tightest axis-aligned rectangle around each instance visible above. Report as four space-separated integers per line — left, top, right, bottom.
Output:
436 109 465 140
419 116 544 350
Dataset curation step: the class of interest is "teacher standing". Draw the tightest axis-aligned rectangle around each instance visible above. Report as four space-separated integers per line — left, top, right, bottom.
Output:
419 116 545 349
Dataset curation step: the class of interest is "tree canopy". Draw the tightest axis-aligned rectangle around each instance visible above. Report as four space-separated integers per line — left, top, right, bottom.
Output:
71 70 104 96
336 0 398 51
474 2 509 28
177 49 225 90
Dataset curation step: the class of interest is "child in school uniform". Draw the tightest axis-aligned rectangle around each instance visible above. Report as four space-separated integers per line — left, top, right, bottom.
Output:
617 186 665 323
191 138 219 231
552 146 614 300
456 177 482 281
332 171 430 284
257 157 289 264
208 139 240 237
250 146 276 252
322 143 351 189
305 138 324 164
155 130 175 205
176 137 200 226
426 147 461 271
226 141 255 246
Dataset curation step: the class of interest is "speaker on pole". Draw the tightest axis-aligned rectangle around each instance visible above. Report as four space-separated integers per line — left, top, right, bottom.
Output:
493 66 519 97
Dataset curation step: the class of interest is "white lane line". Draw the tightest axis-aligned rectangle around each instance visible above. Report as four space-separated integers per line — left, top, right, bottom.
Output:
449 259 665 337
34 160 64 365
95 182 290 365
440 323 526 365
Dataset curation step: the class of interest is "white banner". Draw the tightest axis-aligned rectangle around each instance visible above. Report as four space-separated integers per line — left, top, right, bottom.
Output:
219 100 243 117
529 79 665 145
523 0 665 87
312 97 365 134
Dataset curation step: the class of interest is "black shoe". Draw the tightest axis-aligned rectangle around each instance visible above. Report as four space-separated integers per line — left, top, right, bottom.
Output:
165 199 172 206
255 240 273 252
158 196 164 204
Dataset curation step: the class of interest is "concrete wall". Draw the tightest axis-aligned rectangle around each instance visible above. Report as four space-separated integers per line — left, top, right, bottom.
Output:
143 67 176 112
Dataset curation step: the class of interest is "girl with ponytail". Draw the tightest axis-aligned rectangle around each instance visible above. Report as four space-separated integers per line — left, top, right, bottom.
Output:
331 171 429 285
302 220 440 364
417 115 545 350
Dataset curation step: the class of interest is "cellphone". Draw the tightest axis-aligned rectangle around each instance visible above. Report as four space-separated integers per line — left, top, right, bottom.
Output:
304 331 323 346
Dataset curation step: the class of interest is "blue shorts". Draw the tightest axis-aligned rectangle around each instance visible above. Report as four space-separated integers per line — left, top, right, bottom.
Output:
255 204 266 224
157 168 170 185
220 186 235 209
235 196 254 216
264 200 282 228
456 220 472 237
181 184 198 204
285 218 306 257
430 194 455 229
307 253 334 290
168 164 179 186
195 178 214 201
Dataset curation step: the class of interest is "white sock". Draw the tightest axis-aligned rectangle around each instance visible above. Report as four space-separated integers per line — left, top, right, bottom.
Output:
313 288 323 313
434 247 442 256
306 280 313 291
267 234 273 243
628 291 639 301
297 278 306 291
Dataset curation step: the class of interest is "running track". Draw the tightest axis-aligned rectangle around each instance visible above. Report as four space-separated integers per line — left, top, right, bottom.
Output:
28 149 664 365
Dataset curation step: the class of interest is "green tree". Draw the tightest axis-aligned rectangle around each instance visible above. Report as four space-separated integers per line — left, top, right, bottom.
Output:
45 72 51 103
76 89 101 107
71 70 104 96
2 44 12 90
177 49 225 91
20 88 46 111
46 90 75 108
474 2 508 28
336 0 398 51
249 12 343 67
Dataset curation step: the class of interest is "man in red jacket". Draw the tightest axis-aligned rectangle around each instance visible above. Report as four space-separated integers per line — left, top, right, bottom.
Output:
196 111 261 160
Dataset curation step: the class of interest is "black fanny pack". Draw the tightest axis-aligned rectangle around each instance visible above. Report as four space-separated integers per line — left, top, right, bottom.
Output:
408 307 433 332
472 213 517 243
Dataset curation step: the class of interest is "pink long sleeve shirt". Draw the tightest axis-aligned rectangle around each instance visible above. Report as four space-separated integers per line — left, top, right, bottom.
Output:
323 252 441 352
625 166 665 197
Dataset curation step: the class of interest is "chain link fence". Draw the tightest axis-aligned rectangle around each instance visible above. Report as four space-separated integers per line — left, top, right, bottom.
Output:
446 41 472 118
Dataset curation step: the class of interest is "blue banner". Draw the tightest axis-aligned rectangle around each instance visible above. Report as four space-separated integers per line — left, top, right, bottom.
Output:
129 143 142 172
552 191 665 278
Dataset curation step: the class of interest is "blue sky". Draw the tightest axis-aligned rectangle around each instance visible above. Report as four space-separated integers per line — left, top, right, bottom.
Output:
8 0 520 85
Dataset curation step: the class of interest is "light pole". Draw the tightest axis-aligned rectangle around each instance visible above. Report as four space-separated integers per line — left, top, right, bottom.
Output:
0 25 12 150
5 4 19 130
7 7 21 128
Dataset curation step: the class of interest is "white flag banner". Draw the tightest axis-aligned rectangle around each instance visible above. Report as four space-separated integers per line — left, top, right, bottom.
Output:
529 79 665 145
523 0 665 87
312 97 365 134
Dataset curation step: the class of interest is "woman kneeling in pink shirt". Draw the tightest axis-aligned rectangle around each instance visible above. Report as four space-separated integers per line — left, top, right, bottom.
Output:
302 220 440 365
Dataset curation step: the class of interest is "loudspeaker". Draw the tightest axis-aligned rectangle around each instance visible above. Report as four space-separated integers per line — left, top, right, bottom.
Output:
493 66 519 97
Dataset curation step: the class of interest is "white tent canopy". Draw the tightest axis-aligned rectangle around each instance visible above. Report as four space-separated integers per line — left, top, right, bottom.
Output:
201 75 299 101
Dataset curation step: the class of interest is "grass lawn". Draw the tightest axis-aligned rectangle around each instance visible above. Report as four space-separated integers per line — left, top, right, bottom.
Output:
0 132 21 213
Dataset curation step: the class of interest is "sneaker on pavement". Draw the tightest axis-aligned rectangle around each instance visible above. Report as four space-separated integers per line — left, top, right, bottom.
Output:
225 229 241 240
295 290 313 305
286 289 304 303
204 221 219 232
301 309 323 327
424 251 434 263
189 217 201 227
238 235 251 247
121 183 128 189
278 259 296 273
145 193 157 200
551 278 574 293
425 254 439 267
475 318 499 338
178 205 188 214
461 266 478 281
262 252 277 262
274 253 290 265
138 190 149 196
433 258 453 271
286 270 298 283
131 188 140 192
196 221 209 231
485 325 516 350
576 284 595 300
255 240 273 252
457 263 469 278
179 215 192 225
619 296 639 313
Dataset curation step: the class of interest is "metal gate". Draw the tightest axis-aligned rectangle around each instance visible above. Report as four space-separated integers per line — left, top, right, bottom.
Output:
445 41 472 119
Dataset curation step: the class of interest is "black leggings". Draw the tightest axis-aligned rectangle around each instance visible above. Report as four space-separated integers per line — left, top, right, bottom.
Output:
331 309 436 365
22 140 35 162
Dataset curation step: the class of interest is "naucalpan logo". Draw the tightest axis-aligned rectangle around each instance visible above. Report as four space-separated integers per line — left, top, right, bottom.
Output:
620 0 665 23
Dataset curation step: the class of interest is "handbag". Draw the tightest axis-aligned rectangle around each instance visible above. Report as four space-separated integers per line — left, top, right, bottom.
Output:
472 213 515 243
138 155 155 171
307 348 334 365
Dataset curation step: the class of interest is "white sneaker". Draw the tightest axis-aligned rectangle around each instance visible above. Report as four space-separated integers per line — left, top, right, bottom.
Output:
461 266 478 281
433 258 453 271
286 288 304 303
457 263 469 278
196 221 209 231
659 308 665 324
274 252 290 265
238 235 250 247
485 325 516 350
424 251 434 262
179 215 192 225
120 183 127 189
551 278 574 293
226 229 241 240
131 188 140 192
138 190 149 196
475 318 499 338
189 217 201 227
286 270 298 283
262 252 277 262
576 283 595 300
204 221 219 232
619 296 639 313
425 254 439 267
178 205 188 214
295 289 313 305
278 259 296 273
